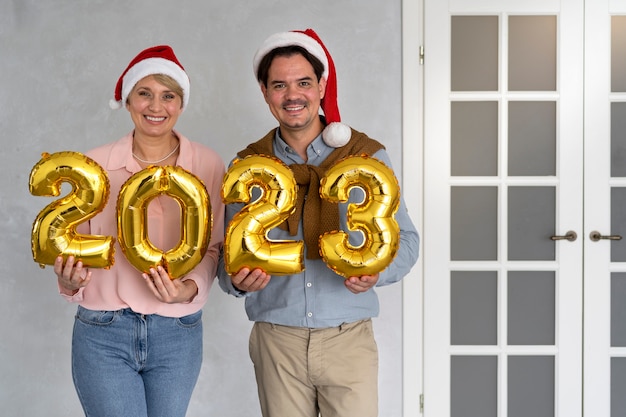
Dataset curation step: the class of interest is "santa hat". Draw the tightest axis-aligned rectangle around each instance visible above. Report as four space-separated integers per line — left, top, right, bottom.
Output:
253 29 351 147
109 45 190 110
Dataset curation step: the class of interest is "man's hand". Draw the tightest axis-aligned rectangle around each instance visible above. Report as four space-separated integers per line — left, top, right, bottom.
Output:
344 274 379 294
231 267 271 292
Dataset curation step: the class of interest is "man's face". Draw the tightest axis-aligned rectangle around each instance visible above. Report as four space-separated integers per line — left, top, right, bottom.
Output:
261 53 326 138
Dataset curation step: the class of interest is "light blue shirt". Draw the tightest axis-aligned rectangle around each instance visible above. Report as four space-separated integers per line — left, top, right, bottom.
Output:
217 130 420 328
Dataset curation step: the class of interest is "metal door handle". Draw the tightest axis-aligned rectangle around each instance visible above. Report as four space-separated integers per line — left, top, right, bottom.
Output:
589 231 623 241
550 231 577 242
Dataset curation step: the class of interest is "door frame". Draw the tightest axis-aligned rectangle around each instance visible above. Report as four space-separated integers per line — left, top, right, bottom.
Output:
401 0 425 416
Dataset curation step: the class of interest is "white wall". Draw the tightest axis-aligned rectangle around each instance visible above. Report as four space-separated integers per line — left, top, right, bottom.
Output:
0 1 409 416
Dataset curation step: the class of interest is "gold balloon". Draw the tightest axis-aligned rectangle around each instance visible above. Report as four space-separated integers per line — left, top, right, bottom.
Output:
29 151 114 269
222 155 304 275
319 155 401 278
117 166 211 279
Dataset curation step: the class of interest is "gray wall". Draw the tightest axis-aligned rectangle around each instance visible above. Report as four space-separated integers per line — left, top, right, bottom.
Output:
0 1 406 416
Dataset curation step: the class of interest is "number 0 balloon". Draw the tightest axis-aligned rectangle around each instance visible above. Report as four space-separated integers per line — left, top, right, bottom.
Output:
117 166 211 279
319 155 401 278
29 151 114 268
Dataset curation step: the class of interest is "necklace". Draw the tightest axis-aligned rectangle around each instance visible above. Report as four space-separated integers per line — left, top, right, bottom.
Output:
132 142 180 164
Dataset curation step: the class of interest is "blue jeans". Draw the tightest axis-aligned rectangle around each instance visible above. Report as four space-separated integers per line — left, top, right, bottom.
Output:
71 306 203 417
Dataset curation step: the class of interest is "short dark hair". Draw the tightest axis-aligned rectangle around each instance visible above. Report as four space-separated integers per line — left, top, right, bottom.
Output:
256 45 325 87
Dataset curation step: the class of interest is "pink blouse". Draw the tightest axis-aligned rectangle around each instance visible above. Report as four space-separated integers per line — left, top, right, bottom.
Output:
60 131 225 317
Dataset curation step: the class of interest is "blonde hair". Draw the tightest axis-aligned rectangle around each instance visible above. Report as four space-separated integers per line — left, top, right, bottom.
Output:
128 74 185 108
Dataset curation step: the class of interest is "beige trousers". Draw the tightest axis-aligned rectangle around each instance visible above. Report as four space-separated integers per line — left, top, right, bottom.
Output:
249 319 379 417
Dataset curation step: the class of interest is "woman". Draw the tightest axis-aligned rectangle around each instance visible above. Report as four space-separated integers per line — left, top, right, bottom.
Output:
53 45 225 417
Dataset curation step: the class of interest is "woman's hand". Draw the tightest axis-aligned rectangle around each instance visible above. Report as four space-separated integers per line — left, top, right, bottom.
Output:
54 255 92 296
143 266 198 303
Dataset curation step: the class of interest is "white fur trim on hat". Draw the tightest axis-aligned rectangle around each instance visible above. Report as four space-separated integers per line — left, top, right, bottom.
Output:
252 31 329 80
110 57 190 110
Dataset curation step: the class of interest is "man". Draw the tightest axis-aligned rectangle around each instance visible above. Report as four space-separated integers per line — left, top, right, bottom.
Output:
218 28 419 417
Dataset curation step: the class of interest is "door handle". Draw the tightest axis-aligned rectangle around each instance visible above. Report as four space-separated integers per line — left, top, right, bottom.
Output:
589 231 623 241
550 231 577 242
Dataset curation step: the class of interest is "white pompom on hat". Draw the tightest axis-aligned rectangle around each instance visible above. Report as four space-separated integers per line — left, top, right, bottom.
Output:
109 45 190 111
252 29 351 147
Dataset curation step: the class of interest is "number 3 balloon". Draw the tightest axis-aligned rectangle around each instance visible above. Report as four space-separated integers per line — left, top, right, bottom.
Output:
117 165 212 279
29 151 114 268
319 155 401 278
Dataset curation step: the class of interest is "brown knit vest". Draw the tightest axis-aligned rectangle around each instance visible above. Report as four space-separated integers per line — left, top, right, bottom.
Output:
237 127 385 259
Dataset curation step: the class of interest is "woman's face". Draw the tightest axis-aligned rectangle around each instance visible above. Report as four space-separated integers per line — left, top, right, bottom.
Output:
126 75 183 139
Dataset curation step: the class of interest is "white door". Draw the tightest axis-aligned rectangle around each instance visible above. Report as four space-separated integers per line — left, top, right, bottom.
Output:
584 1 626 416
420 0 585 415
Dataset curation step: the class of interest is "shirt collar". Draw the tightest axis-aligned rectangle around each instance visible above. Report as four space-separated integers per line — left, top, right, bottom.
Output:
274 129 331 165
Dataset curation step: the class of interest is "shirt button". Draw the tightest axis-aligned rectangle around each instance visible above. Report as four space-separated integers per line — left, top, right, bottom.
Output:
306 282 312 288
307 312 313 318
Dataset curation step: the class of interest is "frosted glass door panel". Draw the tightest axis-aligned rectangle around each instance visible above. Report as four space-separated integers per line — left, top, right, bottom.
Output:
508 271 555 345
508 186 556 261
611 188 626 261
508 356 555 417
611 102 626 177
451 101 498 176
611 16 626 92
611 273 626 347
451 186 498 260
451 271 498 345
451 16 498 91
451 356 497 417
509 16 557 91
612 358 626 416
508 101 556 176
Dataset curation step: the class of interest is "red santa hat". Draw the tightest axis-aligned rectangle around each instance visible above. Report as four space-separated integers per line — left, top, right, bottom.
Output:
252 29 351 147
109 45 190 110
